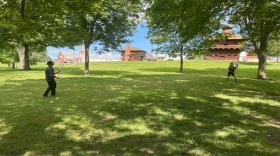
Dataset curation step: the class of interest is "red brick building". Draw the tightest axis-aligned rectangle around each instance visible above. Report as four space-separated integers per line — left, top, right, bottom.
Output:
120 44 147 61
205 26 244 60
57 46 85 63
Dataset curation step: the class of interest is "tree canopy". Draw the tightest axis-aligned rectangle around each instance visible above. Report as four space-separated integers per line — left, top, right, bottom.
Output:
61 0 142 74
0 0 143 73
0 0 75 69
226 0 280 79
145 0 280 79
1 0 279 78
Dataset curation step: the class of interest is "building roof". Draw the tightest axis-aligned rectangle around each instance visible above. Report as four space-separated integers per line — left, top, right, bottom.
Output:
59 52 84 59
212 34 244 40
120 47 146 52
212 25 244 40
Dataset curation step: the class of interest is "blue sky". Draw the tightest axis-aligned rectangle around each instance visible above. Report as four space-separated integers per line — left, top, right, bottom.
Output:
47 24 153 59
46 23 240 59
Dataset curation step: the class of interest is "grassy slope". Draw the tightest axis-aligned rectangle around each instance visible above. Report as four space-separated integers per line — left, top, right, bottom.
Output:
0 61 279 156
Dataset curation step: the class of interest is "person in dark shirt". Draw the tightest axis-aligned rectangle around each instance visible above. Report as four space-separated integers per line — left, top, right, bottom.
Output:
227 62 237 81
43 61 60 97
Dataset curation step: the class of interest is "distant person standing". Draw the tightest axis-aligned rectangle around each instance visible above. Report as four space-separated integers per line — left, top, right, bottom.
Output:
43 61 60 97
227 62 238 81
235 61 240 70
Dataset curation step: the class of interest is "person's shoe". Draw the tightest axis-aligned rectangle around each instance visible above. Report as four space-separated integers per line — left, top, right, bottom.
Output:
43 95 48 98
235 79 238 82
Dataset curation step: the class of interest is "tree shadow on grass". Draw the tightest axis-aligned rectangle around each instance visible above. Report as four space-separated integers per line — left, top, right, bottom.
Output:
0 69 279 155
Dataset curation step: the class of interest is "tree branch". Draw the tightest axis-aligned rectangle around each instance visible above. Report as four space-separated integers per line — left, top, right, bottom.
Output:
20 0 25 18
10 0 20 8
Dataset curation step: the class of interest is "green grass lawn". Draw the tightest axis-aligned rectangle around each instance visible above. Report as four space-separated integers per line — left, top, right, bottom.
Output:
0 60 279 156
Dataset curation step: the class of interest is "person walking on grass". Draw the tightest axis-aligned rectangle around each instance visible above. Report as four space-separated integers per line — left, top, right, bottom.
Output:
43 61 60 97
227 62 238 81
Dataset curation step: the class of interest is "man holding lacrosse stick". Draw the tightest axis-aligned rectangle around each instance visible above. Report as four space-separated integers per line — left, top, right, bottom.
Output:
43 61 61 97
227 62 238 82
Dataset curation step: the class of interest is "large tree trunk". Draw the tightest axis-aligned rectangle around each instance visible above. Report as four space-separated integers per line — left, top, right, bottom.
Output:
179 45 183 73
12 63 15 69
23 43 31 70
84 41 90 75
256 51 267 79
256 39 269 80
17 47 25 69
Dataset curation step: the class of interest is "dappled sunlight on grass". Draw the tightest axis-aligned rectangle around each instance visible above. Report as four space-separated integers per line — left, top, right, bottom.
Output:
215 94 280 106
93 74 122 79
175 79 190 83
0 119 12 140
59 150 73 156
211 126 252 141
169 92 179 99
189 147 212 156
173 114 185 120
150 106 170 116
0 82 23 91
22 151 40 156
115 118 154 135
45 115 104 142
215 94 275 121
0 61 280 155
214 130 231 138
185 96 208 103
263 118 280 129
95 111 118 120
106 85 124 91
204 138 240 150
215 94 280 121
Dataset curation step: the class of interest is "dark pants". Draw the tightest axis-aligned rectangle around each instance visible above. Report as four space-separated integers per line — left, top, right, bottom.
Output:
228 72 235 76
43 80 56 96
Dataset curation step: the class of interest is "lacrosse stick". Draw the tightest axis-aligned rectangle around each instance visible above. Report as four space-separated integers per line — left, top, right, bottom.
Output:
57 64 64 83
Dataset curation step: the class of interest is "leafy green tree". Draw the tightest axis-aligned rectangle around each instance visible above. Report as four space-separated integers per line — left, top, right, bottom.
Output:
146 0 223 39
0 26 18 68
0 48 18 68
147 26 186 73
63 0 141 74
268 39 280 62
145 0 222 72
227 0 280 79
1 0 142 73
147 25 207 72
146 0 279 79
28 45 51 66
0 0 78 70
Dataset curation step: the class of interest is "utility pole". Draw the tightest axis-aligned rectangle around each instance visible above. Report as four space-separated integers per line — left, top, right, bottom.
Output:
93 47 98 62
106 51 107 61
91 46 95 62
151 42 153 61
150 35 157 61
104 48 108 61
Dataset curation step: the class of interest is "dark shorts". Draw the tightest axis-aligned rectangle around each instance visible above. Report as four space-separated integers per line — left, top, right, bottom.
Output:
228 72 235 76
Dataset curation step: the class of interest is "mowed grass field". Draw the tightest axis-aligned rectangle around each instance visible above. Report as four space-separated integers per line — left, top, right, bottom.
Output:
0 60 279 156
